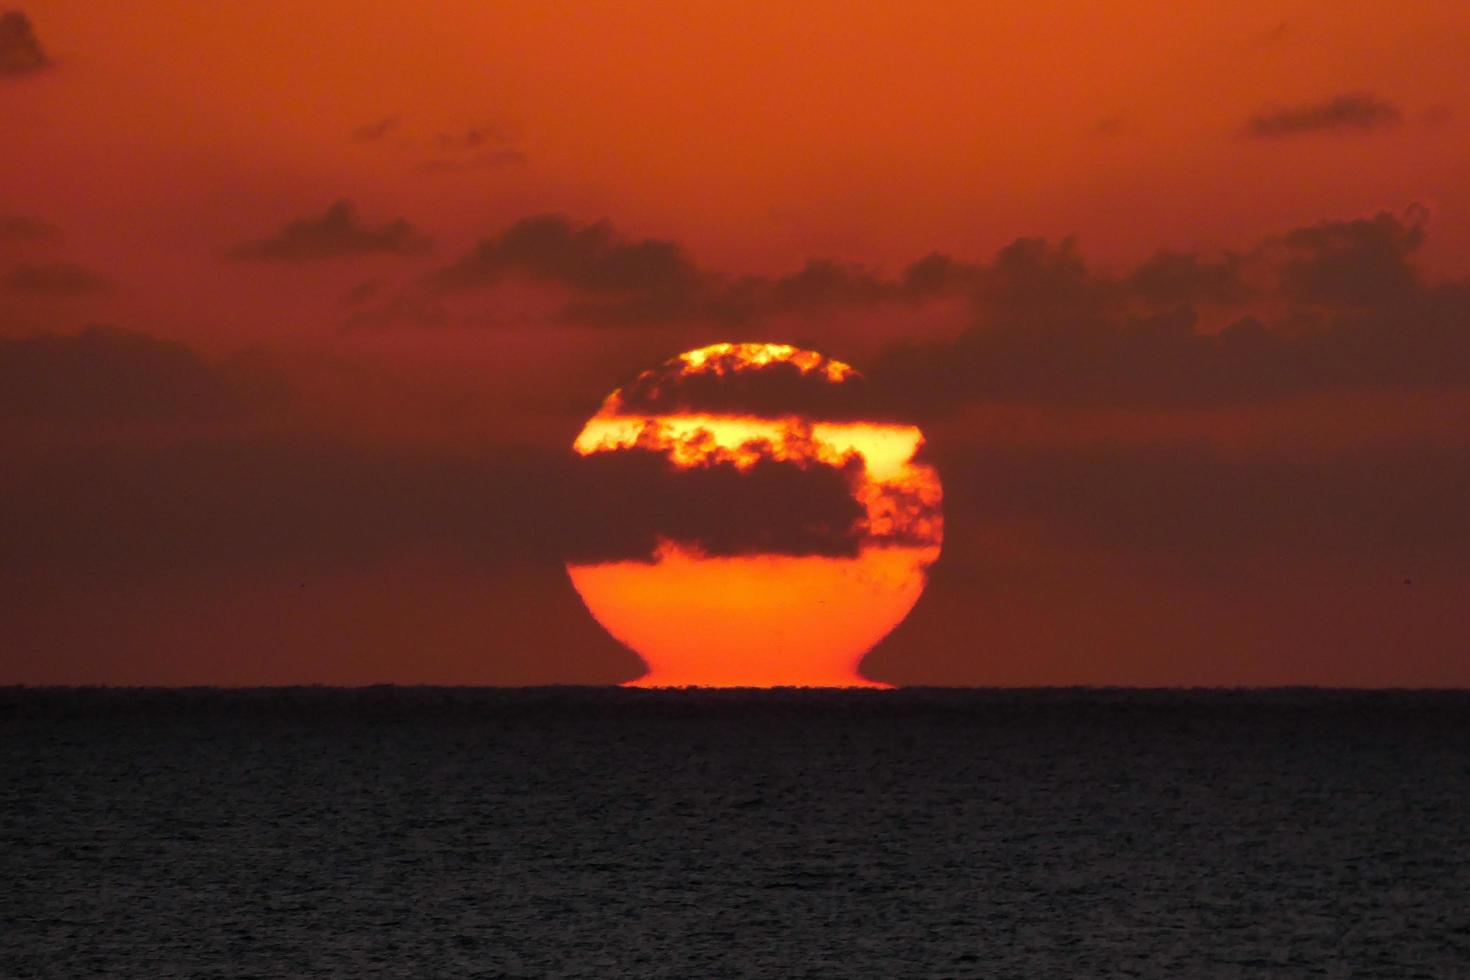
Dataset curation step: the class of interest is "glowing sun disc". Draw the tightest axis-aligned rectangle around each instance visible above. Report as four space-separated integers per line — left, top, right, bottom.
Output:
565 342 942 687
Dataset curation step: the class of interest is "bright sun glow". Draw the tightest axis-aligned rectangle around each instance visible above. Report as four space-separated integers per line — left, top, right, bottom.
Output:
566 342 942 687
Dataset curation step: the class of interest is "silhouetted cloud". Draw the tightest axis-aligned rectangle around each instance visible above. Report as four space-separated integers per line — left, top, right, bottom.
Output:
434 215 703 310
0 325 286 422
1246 92 1402 138
230 200 431 261
416 215 972 327
1127 250 1249 306
0 328 886 575
1271 206 1425 307
0 433 866 575
868 207 1470 411
3 261 109 295
6 404 1467 585
0 438 554 575
972 236 1098 319
0 10 48 77
762 259 896 309
429 214 705 321
395 207 1468 413
874 290 1470 412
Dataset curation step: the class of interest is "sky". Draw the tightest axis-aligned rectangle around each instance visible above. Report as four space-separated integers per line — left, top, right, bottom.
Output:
4 1 1470 686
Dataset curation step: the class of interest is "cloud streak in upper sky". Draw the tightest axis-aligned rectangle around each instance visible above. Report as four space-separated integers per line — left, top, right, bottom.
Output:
434 215 700 297
1246 92 1403 138
422 214 966 327
230 200 432 262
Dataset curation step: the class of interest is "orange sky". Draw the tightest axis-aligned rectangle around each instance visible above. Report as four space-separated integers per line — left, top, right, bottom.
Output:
4 2 1470 686
8 2 1470 342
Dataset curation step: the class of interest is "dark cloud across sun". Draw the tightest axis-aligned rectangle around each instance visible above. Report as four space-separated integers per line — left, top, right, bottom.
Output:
563 447 867 564
7 202 1470 684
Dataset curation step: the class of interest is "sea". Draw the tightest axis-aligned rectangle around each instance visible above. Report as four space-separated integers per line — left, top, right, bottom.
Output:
3 687 1468 978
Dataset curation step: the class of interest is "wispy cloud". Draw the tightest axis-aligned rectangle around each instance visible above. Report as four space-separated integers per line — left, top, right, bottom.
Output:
1246 92 1402 138
230 200 431 262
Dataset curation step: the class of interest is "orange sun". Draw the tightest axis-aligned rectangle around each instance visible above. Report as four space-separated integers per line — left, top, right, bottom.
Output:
566 342 942 687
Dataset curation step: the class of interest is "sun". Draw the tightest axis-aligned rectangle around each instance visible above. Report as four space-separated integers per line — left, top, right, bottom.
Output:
565 342 942 687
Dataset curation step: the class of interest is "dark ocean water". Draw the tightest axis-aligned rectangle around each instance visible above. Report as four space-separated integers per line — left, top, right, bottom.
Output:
3 688 1468 979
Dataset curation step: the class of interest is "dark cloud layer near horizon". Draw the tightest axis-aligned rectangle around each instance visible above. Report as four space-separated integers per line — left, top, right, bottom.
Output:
934 440 1470 573
0 10 48 77
0 326 286 423
230 200 431 262
0 434 868 575
5 394 1468 587
0 323 1463 571
7 198 1470 683
1246 92 1403 138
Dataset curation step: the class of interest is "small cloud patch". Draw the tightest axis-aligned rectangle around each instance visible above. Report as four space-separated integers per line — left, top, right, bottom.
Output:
0 10 49 77
1246 92 1402 138
230 200 431 262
